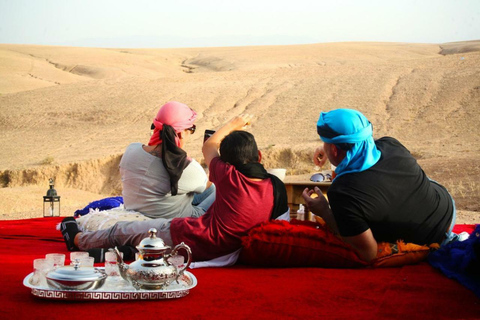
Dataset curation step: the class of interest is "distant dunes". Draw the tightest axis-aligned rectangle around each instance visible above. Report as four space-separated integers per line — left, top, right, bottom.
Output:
439 40 480 55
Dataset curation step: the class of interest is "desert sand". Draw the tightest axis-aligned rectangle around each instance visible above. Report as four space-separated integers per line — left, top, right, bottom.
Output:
0 41 479 223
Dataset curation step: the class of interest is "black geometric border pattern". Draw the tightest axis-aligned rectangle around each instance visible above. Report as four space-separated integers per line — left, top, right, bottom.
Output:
31 288 189 300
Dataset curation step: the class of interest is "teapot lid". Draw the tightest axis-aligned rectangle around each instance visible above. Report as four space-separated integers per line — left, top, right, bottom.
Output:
137 228 170 251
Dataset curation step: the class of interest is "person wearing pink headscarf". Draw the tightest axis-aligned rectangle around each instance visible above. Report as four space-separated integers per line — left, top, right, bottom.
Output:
119 101 215 219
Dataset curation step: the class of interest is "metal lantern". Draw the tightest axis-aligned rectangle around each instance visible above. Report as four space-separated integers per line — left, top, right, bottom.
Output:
43 178 60 217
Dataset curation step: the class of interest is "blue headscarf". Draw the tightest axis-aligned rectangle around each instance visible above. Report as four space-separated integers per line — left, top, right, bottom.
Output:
316 109 381 178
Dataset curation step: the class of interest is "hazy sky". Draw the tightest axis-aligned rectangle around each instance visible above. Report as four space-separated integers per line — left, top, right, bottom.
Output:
0 0 479 48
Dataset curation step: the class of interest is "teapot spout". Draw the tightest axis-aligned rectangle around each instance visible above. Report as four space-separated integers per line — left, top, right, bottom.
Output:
113 247 125 263
113 247 129 281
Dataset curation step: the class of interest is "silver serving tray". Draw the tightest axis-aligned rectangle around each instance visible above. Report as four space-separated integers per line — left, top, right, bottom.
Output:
23 268 197 300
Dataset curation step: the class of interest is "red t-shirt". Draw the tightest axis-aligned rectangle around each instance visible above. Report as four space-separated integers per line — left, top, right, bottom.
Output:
170 157 274 261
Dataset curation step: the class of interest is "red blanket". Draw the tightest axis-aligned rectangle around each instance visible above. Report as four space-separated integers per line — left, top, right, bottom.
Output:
1 218 478 319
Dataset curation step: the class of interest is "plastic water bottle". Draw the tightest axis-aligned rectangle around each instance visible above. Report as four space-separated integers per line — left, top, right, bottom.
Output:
296 204 305 221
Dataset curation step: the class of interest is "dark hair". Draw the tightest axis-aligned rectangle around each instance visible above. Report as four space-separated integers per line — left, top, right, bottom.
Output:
161 125 189 196
219 131 259 167
316 124 354 151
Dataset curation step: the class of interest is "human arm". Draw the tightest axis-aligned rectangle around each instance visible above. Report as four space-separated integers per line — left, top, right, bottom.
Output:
342 229 378 262
202 114 254 168
301 187 378 262
302 187 339 235
313 146 328 167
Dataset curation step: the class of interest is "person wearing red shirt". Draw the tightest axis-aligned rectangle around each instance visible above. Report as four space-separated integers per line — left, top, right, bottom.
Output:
61 114 288 262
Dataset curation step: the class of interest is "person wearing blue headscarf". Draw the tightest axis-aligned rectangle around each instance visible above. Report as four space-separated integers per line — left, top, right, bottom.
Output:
302 108 456 262
316 108 381 178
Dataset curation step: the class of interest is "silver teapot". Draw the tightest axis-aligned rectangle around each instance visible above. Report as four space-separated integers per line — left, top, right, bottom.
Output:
114 228 192 290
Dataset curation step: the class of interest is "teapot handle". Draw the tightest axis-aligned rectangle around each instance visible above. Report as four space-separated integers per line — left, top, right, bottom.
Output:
170 242 192 275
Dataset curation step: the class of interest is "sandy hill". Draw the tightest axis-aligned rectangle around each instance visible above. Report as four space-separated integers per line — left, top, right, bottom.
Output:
0 41 479 221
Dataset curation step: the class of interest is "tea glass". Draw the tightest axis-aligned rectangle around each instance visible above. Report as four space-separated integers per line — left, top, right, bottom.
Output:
168 254 185 269
32 258 54 287
70 251 89 265
105 251 122 276
78 256 95 267
45 253 65 268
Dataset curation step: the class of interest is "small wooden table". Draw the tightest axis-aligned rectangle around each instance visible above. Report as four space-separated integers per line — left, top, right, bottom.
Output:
284 181 331 220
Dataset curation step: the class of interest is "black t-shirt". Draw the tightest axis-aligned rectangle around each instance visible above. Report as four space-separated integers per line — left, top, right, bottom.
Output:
328 137 453 245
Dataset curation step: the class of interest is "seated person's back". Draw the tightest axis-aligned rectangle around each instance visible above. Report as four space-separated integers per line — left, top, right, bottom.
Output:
328 136 453 245
120 142 208 219
171 156 275 261
120 101 214 219
303 108 455 262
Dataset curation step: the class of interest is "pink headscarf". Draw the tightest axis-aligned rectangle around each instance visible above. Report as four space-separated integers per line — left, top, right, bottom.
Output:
148 101 197 146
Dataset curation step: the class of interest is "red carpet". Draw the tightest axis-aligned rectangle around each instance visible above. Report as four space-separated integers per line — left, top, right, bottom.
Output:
1 218 479 320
